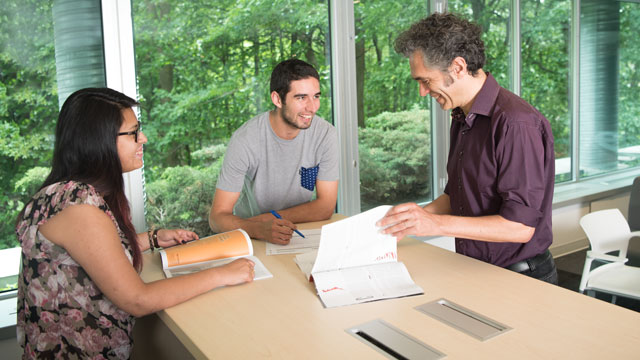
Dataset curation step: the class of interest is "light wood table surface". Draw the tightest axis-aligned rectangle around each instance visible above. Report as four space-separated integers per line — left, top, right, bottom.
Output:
140 215 640 359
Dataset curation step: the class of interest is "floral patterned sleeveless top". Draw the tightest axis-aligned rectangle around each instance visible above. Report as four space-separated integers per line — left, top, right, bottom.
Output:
16 181 135 359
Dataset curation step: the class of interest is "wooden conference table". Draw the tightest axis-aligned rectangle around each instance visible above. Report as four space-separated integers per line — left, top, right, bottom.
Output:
139 215 640 359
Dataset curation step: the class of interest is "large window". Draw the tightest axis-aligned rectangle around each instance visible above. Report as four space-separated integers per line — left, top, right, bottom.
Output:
132 1 332 236
354 1 432 211
618 1 640 167
0 0 58 291
521 0 571 182
3 0 640 254
579 0 640 177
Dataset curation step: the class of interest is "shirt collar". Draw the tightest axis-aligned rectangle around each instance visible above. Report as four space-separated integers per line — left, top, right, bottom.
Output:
451 72 500 128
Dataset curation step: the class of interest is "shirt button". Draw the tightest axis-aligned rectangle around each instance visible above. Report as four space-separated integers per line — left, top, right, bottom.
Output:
459 151 464 156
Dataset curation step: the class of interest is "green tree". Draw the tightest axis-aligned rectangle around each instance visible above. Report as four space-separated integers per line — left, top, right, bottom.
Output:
133 0 331 182
359 109 431 209
521 0 571 160
0 0 57 249
5 0 638 249
354 0 429 127
449 0 511 87
618 3 640 149
145 144 226 236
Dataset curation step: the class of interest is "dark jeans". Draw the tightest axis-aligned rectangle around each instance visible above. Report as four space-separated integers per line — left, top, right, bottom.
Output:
507 249 558 285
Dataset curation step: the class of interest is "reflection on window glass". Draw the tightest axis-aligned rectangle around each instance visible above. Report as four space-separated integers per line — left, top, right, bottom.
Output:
0 0 57 256
448 0 510 89
617 2 640 171
354 1 431 211
0 0 56 294
579 0 640 177
521 0 571 182
133 1 331 235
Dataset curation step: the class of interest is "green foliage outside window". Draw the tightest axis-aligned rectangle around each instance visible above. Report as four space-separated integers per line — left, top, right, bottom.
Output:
0 0 57 250
132 0 333 183
449 0 511 88
521 0 571 160
145 144 226 236
359 109 431 210
2 0 640 249
618 3 640 150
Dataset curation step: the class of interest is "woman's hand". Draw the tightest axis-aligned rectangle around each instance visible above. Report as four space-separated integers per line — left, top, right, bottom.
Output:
218 258 255 286
156 229 199 248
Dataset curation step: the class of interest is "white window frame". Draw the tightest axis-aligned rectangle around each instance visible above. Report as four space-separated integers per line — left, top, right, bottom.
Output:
102 0 146 232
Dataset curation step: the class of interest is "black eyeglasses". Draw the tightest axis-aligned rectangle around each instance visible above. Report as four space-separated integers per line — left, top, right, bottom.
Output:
118 121 141 142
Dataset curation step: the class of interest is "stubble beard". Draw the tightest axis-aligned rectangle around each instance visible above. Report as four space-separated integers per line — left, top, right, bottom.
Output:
281 106 312 130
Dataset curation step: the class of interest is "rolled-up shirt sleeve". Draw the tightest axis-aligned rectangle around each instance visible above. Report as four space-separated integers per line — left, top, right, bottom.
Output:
496 117 546 228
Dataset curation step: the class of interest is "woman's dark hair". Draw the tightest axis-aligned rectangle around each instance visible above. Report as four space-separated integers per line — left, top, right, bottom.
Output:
395 12 485 76
39 88 142 271
269 58 320 104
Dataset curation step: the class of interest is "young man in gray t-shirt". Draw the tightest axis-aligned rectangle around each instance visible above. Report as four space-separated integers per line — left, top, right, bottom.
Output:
209 59 339 244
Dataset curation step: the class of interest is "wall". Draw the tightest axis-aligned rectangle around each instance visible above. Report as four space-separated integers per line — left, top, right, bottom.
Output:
0 325 20 358
550 202 591 256
550 193 630 257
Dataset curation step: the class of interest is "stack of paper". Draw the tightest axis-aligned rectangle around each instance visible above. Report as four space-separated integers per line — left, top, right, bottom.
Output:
266 228 321 255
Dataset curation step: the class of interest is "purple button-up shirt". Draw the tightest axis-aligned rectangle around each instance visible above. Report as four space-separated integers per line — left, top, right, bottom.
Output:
444 73 555 268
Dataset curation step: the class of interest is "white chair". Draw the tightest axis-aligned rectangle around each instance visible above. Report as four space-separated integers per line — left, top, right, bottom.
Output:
578 208 640 303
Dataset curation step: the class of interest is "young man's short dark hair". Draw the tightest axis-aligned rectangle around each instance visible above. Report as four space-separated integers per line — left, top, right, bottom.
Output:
270 59 320 104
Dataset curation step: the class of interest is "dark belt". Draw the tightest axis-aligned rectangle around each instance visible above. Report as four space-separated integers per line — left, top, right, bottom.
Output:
506 249 551 273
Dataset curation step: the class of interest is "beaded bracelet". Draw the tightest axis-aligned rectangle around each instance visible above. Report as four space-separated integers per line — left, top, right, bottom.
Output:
152 228 161 249
147 229 155 252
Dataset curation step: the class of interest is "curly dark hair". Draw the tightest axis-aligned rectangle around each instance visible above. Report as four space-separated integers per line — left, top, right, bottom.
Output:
395 12 485 76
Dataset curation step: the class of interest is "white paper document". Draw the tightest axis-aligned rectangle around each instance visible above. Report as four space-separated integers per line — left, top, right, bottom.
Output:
294 250 318 281
266 228 321 255
310 206 423 308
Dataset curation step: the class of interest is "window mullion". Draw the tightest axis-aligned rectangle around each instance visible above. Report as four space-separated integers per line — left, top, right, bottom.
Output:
510 0 521 95
330 0 361 216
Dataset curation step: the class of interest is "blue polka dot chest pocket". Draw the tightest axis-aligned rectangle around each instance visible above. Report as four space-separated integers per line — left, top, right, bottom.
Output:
299 165 319 191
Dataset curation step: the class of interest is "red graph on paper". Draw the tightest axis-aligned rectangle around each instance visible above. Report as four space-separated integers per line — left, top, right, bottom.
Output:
375 252 397 261
321 286 344 293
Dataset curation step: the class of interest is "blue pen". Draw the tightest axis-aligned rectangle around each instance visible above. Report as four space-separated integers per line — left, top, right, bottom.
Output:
270 210 305 238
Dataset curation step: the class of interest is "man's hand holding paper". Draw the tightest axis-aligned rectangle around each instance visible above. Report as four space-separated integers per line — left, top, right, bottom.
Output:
310 205 423 308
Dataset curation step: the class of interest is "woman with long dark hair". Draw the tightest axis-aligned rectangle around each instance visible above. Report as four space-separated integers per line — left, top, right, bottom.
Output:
16 88 255 358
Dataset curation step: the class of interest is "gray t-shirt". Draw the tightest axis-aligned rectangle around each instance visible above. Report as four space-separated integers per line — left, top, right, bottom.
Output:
217 111 339 218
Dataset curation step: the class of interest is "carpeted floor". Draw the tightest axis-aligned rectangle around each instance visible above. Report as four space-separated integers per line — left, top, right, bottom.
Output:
555 249 640 312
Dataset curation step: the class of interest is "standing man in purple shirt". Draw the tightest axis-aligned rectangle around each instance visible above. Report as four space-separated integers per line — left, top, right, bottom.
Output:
377 12 557 284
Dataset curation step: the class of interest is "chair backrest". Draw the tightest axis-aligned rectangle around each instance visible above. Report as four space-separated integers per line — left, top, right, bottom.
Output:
628 176 640 231
579 208 630 257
